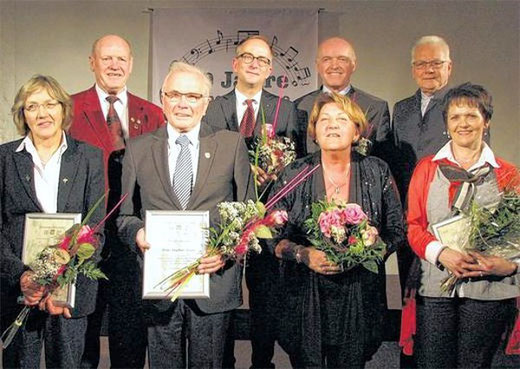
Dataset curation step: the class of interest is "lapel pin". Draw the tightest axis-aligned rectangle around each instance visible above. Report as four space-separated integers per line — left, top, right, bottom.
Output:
25 175 30 182
205 152 211 159
130 117 135 122
137 119 141 124
63 178 69 184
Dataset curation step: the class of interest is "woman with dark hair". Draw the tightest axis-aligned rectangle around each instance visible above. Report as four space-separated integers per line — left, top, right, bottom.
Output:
0 75 105 368
405 83 520 368
271 92 405 368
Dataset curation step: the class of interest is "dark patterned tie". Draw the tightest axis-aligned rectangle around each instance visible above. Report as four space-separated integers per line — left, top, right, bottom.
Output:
240 99 256 137
173 135 193 210
106 95 125 151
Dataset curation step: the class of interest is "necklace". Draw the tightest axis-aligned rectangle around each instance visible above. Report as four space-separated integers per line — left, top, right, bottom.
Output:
326 163 351 195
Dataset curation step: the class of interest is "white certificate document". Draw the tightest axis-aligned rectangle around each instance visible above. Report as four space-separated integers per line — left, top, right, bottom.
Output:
143 210 210 299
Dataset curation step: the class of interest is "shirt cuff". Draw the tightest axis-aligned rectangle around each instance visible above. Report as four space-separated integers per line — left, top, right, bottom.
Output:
425 240 445 266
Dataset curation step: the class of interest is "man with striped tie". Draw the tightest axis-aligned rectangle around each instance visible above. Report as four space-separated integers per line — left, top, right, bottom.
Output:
116 62 254 368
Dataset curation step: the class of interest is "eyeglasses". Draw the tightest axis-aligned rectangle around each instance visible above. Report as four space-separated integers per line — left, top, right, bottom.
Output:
163 90 207 104
24 101 61 113
237 53 271 68
412 60 448 70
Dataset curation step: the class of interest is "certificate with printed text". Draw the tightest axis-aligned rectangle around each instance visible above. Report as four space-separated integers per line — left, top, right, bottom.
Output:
142 210 210 299
432 214 472 253
22 213 82 308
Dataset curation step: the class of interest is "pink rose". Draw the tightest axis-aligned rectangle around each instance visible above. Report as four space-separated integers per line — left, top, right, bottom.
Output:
342 204 367 225
264 210 288 227
319 210 343 238
265 124 275 139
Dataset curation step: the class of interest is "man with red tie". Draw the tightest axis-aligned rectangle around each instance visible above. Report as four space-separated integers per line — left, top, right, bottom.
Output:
69 34 164 369
204 35 299 369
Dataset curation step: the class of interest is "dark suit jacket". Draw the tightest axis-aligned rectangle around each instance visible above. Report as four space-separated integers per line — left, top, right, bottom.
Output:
70 86 165 165
204 89 302 157
295 86 391 157
390 87 492 202
116 123 254 314
0 135 105 318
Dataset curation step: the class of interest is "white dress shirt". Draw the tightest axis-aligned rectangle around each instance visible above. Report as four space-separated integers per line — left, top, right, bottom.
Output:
235 88 262 126
16 132 68 213
167 123 201 188
420 92 433 117
96 84 130 138
322 84 352 96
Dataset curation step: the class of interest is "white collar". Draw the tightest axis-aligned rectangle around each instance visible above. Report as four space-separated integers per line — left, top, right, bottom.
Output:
95 84 128 106
16 131 68 155
235 88 262 105
167 122 201 146
433 141 499 170
322 84 351 95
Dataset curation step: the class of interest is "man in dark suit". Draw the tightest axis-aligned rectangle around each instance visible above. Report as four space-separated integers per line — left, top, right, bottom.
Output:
295 37 391 158
204 35 298 368
116 61 253 368
69 34 164 368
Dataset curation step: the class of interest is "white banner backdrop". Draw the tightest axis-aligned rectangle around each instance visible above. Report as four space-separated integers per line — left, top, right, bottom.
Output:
151 8 318 104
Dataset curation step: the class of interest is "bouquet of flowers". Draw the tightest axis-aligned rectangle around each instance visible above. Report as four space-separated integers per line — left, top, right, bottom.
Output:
248 77 296 198
156 200 288 301
440 190 520 293
304 199 386 273
1 193 127 349
157 163 322 301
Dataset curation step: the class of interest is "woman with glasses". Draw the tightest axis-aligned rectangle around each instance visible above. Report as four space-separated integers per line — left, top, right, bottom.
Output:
0 75 105 368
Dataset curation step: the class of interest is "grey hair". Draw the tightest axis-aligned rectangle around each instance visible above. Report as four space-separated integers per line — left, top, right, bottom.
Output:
411 35 450 63
166 61 212 96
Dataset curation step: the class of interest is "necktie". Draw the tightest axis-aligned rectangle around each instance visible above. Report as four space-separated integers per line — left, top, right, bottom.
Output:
240 99 255 137
173 135 193 210
106 95 125 151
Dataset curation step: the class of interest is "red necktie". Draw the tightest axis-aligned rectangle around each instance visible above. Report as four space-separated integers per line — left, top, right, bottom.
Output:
106 95 125 151
240 99 256 138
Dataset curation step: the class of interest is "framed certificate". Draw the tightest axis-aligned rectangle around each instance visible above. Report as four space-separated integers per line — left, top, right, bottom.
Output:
143 210 210 299
22 213 82 308
431 214 472 253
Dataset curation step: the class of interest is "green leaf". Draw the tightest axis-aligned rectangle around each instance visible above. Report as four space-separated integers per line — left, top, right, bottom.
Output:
254 225 273 239
255 201 266 218
76 243 95 261
363 260 379 274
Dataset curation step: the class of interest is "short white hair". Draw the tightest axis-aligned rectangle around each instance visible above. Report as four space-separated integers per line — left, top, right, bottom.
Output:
411 35 451 63
165 61 212 96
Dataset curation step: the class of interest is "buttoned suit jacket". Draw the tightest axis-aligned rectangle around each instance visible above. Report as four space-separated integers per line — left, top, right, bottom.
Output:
204 89 302 157
295 86 391 157
0 135 105 318
116 123 254 315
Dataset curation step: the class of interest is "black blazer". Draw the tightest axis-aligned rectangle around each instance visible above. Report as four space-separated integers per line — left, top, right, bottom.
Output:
0 134 105 318
204 89 302 157
295 86 391 158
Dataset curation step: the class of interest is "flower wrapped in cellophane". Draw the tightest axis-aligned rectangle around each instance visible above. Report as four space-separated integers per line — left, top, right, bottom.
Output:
440 190 520 293
304 199 386 273
1 193 127 349
156 200 288 301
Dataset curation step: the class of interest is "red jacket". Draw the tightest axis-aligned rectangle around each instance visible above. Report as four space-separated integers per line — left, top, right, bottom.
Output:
407 155 520 259
70 86 164 165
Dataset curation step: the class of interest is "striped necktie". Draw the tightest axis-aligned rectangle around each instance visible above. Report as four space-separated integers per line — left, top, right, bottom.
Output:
173 135 193 209
106 95 125 151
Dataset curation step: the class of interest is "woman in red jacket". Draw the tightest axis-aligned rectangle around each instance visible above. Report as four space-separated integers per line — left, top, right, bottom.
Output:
405 83 519 368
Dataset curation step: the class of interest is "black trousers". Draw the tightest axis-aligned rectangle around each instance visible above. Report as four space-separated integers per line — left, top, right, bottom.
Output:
416 295 516 369
2 310 87 369
245 251 282 369
147 300 231 369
